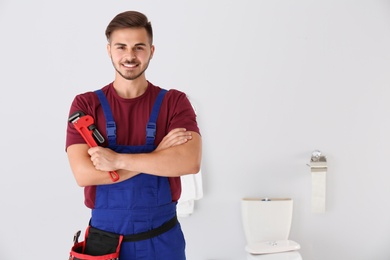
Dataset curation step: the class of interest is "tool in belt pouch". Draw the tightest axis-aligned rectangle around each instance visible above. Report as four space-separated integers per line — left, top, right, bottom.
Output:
69 227 123 260
69 215 178 259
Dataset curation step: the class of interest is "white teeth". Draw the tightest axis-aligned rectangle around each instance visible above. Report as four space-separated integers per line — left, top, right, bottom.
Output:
123 63 137 68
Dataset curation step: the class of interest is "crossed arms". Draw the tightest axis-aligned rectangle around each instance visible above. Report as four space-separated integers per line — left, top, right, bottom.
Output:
67 128 202 187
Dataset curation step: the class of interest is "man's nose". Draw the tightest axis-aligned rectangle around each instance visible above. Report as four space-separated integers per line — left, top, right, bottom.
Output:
126 49 136 59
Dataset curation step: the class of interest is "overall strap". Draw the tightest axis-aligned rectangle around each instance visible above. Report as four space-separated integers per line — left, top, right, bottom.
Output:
94 88 168 146
95 89 117 146
146 89 168 146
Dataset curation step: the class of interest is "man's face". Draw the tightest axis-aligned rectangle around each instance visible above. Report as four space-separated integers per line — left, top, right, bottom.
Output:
107 28 154 81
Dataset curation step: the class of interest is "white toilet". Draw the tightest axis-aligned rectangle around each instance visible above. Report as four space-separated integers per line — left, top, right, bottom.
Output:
241 198 302 260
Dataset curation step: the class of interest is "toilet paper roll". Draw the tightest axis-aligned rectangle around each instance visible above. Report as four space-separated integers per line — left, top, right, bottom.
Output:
311 170 326 213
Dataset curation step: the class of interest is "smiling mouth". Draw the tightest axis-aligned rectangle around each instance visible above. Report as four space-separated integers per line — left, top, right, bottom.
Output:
123 63 138 68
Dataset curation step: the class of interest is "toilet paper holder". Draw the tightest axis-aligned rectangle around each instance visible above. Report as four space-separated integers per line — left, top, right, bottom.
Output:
308 150 327 171
308 150 327 213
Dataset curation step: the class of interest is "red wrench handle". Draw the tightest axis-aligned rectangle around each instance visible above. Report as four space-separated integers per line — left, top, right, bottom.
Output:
72 115 120 182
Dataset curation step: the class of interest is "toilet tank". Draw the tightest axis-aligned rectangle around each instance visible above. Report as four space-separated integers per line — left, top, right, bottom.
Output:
241 198 293 244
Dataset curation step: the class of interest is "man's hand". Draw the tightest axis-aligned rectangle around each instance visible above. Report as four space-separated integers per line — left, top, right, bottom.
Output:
88 146 119 172
155 128 193 152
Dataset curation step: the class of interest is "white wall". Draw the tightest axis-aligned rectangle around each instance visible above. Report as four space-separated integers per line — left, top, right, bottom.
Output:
1 0 390 259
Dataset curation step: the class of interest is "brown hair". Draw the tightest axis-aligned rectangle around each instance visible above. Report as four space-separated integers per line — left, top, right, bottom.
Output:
105 11 153 44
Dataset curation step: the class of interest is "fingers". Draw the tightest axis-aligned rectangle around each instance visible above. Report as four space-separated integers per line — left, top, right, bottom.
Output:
165 128 187 137
155 128 193 151
164 128 192 146
87 147 117 171
88 147 101 169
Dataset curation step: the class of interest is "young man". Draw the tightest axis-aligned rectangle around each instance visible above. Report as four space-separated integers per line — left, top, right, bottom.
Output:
66 11 201 260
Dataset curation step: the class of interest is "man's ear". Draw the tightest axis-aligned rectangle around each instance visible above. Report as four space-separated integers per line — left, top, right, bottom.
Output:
150 45 155 60
106 43 111 57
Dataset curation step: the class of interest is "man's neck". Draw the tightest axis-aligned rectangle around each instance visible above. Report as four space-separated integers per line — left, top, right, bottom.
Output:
112 76 149 99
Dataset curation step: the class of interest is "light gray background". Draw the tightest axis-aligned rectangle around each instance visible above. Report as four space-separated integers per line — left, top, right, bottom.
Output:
1 0 390 259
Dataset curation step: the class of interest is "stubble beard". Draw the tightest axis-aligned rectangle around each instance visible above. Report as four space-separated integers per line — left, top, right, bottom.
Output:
113 59 150 81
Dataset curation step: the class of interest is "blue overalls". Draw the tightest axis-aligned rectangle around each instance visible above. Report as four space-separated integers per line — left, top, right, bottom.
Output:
91 89 186 260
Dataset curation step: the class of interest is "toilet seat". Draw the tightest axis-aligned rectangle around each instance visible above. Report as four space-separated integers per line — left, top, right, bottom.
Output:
246 250 302 260
246 240 300 254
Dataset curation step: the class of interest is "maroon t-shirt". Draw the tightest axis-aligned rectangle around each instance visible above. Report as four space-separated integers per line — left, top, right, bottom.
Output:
66 81 200 206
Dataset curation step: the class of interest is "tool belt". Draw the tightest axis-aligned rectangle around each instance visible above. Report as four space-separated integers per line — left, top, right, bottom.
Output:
69 215 178 260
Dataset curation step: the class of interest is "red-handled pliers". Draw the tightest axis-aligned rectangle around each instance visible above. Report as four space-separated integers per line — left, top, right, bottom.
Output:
68 111 120 182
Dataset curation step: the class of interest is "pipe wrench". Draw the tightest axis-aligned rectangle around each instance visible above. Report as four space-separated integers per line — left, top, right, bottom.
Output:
68 111 120 182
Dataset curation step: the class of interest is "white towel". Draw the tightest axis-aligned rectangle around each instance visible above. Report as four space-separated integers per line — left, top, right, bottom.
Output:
177 170 203 217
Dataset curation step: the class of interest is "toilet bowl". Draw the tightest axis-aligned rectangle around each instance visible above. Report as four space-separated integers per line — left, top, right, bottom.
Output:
241 198 302 260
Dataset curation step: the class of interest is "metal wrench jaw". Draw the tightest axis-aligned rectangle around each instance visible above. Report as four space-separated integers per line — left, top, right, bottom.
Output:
68 111 86 123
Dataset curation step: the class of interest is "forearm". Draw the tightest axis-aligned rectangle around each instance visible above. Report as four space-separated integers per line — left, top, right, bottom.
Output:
67 144 139 186
73 163 140 187
117 132 202 177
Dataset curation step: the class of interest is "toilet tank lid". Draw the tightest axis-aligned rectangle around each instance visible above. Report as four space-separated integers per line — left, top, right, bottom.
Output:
245 240 300 254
